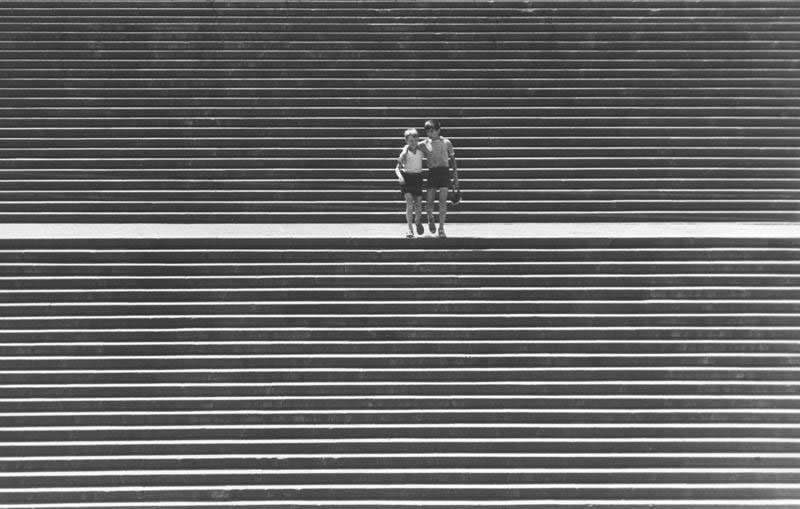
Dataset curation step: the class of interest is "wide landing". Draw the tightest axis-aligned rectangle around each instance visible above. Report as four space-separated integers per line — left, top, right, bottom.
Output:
1 222 798 239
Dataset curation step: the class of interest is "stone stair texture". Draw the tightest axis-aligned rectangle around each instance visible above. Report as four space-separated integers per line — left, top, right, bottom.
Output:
2 0 800 507
1 235 799 507
0 0 798 222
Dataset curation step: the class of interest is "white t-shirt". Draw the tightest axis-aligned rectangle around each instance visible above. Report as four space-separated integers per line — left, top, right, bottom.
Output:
398 146 424 173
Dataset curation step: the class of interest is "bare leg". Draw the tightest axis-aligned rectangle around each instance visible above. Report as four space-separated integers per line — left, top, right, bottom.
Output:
438 187 448 230
414 195 423 228
404 193 414 233
426 188 436 233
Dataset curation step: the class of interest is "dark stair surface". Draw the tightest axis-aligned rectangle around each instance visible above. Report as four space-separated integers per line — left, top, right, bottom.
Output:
1 235 799 507
0 0 798 222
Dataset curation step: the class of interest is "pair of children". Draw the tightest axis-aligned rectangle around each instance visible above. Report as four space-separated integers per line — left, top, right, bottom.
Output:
394 119 459 238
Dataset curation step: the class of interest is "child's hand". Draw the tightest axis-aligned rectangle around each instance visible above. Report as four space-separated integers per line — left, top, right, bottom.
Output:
398 176 405 185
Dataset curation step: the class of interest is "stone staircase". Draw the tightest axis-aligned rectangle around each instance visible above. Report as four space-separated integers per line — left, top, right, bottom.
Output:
1 0 799 506
1 236 799 507
0 0 798 222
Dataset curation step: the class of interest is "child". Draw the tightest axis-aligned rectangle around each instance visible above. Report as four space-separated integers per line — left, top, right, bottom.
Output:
421 119 459 238
394 128 425 238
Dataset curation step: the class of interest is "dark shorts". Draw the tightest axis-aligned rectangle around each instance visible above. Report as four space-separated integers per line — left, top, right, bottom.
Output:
400 171 424 197
427 166 451 189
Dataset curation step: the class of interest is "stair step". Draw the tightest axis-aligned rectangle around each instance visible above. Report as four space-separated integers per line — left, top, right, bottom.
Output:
4 213 799 223
6 14 800 21
2 1 798 502
3 49 799 60
4 289 800 304
4 339 798 355
1 5 798 15
3 89 800 99
2 169 797 179
6 41 800 51
5 98 799 108
3 115 797 129
5 20 799 29
3 376 799 396
2 246 797 261
3 158 797 170
2 181 798 192
1 188 797 198
4 350 799 368
4 276 799 290
2 259 799 274
5 137 795 148
5 438 800 456
5 29 799 42
4 145 797 155
3 302 799 319
3 325 797 339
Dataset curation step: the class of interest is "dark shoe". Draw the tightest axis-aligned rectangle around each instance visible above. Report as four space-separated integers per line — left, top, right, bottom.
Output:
428 221 436 234
416 222 424 235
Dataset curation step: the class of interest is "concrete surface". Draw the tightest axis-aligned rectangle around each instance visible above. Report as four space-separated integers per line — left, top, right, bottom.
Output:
1 222 798 239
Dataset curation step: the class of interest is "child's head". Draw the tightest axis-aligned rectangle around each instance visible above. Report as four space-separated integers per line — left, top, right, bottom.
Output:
424 119 441 139
404 128 420 148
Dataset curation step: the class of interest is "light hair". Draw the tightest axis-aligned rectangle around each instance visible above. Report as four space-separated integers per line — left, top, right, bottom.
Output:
404 128 420 140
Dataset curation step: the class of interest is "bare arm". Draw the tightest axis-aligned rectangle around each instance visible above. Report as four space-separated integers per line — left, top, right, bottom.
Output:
395 147 408 183
447 140 459 189
417 138 431 156
451 154 459 189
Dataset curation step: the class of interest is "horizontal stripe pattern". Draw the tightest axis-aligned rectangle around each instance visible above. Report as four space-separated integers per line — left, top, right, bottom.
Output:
1 235 799 506
0 1 797 222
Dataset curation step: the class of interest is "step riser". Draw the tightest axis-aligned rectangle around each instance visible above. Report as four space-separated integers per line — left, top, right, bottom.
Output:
5 238 796 249
3 303 798 317
3 214 800 223
3 169 797 179
5 98 800 108
4 123 794 133
2 182 796 192
5 423 799 439
6 328 796 342
3 73 799 83
5 353 800 368
4 158 798 169
4 249 797 262
3 262 799 275
5 277 798 291
4 382 798 398
2 195 788 207
7 341 799 354
6 251 798 262
3 1 798 503
4 443 800 459
7 244 800 259
5 42 800 52
4 43 800 52
4 117 797 128
5 20 799 29
2 61 798 71
4 148 797 158
2 316 799 330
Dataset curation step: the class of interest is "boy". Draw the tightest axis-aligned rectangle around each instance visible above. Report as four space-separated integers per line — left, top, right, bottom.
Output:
421 119 459 238
395 128 425 237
